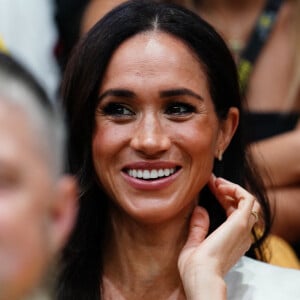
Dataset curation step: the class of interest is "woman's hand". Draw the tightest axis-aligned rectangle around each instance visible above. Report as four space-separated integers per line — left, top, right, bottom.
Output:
178 174 260 300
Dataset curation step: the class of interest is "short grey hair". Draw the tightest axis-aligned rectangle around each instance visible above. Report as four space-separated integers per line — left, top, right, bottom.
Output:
0 54 66 179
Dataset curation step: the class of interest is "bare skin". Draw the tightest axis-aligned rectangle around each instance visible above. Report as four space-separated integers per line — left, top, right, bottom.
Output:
102 176 258 300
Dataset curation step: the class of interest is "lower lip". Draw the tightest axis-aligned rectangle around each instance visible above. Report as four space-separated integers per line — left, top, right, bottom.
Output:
122 170 181 190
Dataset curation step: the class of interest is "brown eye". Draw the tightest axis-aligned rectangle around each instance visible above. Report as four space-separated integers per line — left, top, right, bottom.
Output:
165 102 195 115
102 103 134 117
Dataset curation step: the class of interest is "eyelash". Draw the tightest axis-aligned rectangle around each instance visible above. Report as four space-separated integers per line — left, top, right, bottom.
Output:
101 103 134 117
164 102 196 116
99 101 196 119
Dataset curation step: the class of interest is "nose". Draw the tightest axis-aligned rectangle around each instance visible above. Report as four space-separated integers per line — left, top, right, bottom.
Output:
130 113 171 156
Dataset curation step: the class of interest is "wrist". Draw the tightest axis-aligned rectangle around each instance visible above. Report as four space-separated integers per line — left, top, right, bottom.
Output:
184 273 227 300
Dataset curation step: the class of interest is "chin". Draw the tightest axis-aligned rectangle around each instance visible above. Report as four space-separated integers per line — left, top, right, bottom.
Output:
116 200 192 225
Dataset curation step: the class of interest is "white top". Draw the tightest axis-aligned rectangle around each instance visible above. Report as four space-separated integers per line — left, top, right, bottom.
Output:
225 256 300 299
0 0 60 101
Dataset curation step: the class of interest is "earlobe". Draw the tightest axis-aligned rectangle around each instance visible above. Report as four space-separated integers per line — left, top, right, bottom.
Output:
217 149 223 161
49 175 78 255
216 107 239 157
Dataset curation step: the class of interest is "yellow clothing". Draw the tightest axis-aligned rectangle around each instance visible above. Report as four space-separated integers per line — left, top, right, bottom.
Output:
263 234 300 269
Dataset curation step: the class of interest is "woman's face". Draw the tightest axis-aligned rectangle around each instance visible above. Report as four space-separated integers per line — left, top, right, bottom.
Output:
92 32 234 224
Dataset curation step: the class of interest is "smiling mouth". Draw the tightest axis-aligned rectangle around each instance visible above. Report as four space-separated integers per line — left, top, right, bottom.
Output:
125 167 180 180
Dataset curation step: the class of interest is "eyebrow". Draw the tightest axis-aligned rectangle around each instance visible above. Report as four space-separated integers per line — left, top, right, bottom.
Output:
98 88 204 101
160 88 203 101
98 89 135 101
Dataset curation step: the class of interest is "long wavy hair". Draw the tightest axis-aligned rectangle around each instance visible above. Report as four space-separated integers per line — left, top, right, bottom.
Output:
57 1 271 299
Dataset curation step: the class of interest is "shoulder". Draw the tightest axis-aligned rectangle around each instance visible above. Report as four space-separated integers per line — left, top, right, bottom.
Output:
225 256 300 300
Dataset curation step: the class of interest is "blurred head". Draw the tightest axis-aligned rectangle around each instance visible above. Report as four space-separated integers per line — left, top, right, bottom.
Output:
0 53 77 300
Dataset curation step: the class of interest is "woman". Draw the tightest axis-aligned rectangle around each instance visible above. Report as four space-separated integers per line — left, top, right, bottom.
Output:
56 1 299 299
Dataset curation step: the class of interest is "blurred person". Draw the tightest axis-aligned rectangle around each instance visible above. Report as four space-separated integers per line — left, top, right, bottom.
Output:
194 0 300 252
0 53 77 300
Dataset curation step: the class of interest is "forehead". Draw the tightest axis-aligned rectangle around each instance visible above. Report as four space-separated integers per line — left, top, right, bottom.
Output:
102 31 209 92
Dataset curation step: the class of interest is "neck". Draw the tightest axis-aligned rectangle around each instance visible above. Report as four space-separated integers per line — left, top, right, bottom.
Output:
102 206 191 299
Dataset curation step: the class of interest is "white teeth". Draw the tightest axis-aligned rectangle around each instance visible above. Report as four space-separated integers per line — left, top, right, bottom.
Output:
143 170 150 179
164 169 170 176
137 170 143 178
127 168 176 180
158 169 164 177
150 170 158 178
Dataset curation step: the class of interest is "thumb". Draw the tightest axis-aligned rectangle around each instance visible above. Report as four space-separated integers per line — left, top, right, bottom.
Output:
183 206 209 250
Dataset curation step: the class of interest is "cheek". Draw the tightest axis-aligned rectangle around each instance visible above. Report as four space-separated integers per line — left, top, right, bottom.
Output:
175 123 218 195
0 210 50 294
92 121 130 166
92 124 114 170
0 198 48 250
173 120 219 160
92 123 121 190
0 188 51 248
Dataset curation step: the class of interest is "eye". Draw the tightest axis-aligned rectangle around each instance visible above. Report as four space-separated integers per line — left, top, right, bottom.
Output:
165 102 196 116
100 103 135 117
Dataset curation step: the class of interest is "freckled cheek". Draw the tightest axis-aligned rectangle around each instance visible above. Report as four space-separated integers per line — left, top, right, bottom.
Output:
92 124 129 169
175 126 217 166
92 125 130 198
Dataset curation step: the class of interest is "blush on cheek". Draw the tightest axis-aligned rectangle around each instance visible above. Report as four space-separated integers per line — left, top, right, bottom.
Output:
93 124 130 157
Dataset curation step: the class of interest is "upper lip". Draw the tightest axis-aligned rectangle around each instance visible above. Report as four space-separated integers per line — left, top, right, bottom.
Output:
122 161 181 170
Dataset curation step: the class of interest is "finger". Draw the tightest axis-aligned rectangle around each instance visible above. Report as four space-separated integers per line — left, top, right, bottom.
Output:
216 177 255 206
214 177 256 218
183 206 209 250
208 174 236 215
209 176 255 219
209 176 260 246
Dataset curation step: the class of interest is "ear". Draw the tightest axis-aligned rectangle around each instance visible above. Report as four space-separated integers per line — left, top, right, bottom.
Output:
48 175 78 255
215 107 239 159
